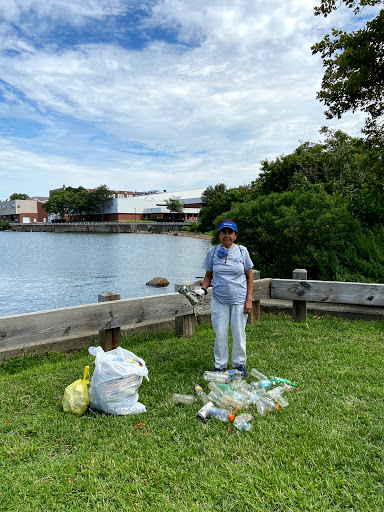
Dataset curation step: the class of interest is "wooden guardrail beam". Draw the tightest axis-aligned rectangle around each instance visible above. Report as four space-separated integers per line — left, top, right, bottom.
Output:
271 279 384 307
0 292 193 351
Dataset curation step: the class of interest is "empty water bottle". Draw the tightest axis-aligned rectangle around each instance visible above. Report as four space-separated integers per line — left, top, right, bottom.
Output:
208 381 224 396
233 413 253 431
207 390 227 408
233 379 253 392
203 371 232 384
194 384 209 404
267 386 289 408
172 394 196 405
219 393 246 411
209 406 234 422
250 368 268 380
254 397 279 415
251 379 274 390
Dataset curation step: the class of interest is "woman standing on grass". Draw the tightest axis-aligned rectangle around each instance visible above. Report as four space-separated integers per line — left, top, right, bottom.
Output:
195 220 254 376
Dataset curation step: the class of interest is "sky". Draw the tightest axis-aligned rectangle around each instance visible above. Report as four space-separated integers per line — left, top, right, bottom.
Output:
0 0 380 199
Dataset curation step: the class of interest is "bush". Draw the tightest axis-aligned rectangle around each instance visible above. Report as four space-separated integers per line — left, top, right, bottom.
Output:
222 190 384 281
0 219 11 230
182 222 201 233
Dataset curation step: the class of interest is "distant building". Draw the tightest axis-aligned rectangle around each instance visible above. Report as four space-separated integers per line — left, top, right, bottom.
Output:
47 186 204 222
102 188 204 222
0 198 49 223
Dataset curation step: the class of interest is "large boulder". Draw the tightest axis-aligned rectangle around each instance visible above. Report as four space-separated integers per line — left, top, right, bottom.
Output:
146 277 170 287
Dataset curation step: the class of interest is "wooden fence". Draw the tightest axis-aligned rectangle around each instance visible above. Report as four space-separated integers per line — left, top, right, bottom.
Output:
1 269 383 360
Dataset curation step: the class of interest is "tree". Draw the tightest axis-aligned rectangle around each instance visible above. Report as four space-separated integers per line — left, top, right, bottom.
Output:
312 1 384 148
251 129 369 197
42 185 113 221
165 196 184 221
9 193 29 200
199 184 250 232
89 185 114 221
221 190 384 282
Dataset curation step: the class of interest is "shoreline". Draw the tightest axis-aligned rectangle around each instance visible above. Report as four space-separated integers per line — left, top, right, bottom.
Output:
165 231 211 240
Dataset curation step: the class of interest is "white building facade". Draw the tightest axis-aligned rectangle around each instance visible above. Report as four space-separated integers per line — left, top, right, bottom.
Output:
102 188 205 222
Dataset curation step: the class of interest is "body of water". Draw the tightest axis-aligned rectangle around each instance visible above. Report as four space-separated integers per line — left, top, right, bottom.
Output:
0 232 211 317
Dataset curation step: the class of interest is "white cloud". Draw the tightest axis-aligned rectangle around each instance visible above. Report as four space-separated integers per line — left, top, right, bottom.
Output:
0 0 379 198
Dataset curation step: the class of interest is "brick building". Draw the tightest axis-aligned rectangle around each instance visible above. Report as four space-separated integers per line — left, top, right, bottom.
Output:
0 198 49 223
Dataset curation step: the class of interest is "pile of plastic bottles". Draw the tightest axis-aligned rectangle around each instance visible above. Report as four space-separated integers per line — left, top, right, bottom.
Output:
172 368 298 432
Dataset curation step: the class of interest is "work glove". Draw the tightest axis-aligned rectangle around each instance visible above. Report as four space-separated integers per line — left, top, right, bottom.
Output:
194 288 207 297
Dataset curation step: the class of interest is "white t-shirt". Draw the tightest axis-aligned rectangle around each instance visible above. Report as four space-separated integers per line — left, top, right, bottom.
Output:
202 244 253 304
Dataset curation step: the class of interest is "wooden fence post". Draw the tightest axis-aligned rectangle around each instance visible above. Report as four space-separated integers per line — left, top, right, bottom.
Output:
175 313 196 337
292 269 307 322
248 270 261 323
98 290 121 351
175 282 196 336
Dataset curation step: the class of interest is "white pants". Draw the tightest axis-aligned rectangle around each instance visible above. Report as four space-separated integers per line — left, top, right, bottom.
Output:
211 297 248 369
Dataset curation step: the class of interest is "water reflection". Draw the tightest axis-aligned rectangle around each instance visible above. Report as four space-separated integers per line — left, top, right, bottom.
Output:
0 232 211 316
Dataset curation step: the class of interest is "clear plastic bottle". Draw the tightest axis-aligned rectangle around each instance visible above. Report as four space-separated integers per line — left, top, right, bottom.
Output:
233 413 253 431
254 397 279 415
203 371 232 383
251 379 274 390
208 381 224 395
172 393 196 405
213 383 251 406
250 368 268 380
233 379 253 392
194 384 209 404
220 393 246 411
249 386 267 398
207 390 227 408
209 406 235 422
225 369 242 378
215 383 237 392
266 387 289 408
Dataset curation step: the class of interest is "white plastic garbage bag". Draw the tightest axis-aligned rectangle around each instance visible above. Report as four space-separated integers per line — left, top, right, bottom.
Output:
88 346 149 415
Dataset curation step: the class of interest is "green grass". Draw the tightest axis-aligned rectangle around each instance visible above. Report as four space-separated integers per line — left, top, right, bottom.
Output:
1 313 384 511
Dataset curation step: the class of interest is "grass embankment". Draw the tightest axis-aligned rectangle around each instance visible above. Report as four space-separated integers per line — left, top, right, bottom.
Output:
1 313 383 511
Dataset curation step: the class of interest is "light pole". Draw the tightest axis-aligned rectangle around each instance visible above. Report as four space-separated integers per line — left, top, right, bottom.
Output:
134 208 137 223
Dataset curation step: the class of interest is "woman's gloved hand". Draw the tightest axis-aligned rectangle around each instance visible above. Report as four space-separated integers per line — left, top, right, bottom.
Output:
194 287 207 297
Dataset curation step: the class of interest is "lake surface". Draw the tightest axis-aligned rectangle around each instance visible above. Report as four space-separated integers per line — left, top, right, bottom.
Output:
0 232 211 317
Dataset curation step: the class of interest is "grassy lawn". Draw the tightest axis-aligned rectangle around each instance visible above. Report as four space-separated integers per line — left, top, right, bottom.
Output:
1 313 383 511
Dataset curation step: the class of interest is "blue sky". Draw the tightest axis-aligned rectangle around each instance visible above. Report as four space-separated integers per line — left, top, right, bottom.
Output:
0 0 380 199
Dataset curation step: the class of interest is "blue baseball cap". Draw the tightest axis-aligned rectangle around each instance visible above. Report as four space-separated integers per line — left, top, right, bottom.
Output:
218 221 238 232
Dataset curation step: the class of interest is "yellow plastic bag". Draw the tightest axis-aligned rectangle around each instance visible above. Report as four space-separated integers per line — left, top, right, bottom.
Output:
62 366 91 416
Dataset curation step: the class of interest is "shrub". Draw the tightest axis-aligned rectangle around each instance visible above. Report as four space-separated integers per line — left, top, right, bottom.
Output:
222 190 384 281
0 219 11 231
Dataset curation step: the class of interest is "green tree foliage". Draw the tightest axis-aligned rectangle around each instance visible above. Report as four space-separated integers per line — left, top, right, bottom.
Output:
312 1 384 147
251 128 384 227
165 196 184 221
0 219 11 230
199 184 250 232
91 185 114 220
204 128 384 282
9 193 29 200
223 190 384 282
42 185 113 220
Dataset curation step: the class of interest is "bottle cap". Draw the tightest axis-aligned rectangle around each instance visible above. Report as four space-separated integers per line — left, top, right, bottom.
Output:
228 413 235 422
